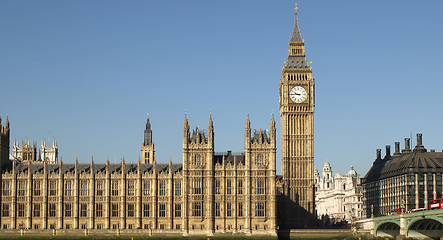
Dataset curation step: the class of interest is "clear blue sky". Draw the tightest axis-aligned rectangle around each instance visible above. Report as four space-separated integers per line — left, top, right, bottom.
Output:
1 1 442 176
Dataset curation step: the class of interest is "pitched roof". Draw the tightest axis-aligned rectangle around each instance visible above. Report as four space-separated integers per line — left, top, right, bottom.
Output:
364 150 443 182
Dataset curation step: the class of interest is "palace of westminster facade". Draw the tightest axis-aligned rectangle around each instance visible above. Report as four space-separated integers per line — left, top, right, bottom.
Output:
0 7 316 235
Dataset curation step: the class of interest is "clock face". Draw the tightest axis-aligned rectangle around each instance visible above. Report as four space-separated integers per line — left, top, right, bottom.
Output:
289 86 307 103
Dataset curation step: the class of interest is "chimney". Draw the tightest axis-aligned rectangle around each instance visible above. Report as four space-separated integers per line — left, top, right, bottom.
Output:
376 149 381 160
402 138 411 153
394 142 401 156
385 145 391 158
413 133 426 152
417 133 423 146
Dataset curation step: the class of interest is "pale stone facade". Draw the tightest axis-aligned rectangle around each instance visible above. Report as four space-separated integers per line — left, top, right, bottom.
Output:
11 139 58 164
314 161 363 223
278 5 315 227
0 6 315 234
39 140 58 164
0 115 277 236
141 116 154 165
11 140 37 162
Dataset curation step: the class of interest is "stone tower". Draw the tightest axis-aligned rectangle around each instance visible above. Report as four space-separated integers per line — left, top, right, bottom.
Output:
244 114 277 233
321 161 333 190
279 5 315 227
142 116 154 164
39 139 58 164
12 140 37 162
0 116 10 169
182 114 214 235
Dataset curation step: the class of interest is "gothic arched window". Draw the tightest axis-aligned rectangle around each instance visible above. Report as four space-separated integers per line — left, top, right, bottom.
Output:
257 154 264 165
194 154 202 166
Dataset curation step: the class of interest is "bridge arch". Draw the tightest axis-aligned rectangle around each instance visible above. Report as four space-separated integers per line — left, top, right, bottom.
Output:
375 222 400 237
407 218 443 239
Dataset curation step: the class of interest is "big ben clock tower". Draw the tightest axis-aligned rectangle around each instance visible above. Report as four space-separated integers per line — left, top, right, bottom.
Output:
279 4 315 227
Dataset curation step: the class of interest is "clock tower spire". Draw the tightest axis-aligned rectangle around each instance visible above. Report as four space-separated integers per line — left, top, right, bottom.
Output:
279 4 315 227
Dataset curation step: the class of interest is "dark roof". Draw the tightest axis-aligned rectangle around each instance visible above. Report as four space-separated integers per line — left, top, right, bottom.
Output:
290 11 303 43
364 150 443 183
283 10 311 73
214 152 245 165
190 128 207 144
251 130 269 144
3 162 183 175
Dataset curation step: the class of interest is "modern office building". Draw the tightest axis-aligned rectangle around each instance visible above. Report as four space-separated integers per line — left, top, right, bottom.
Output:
363 134 443 217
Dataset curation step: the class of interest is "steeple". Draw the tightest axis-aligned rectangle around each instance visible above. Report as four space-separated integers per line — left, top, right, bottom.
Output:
144 114 152 146
283 3 311 73
290 3 303 43
5 115 9 129
142 114 155 164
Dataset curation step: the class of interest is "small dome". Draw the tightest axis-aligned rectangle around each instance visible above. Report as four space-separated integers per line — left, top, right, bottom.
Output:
347 166 357 177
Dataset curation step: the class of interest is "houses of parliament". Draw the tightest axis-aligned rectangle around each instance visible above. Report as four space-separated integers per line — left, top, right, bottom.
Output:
0 6 315 236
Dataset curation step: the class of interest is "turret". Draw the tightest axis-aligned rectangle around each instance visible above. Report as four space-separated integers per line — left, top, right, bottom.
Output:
269 114 276 146
143 115 153 146
90 156 94 174
137 156 141 175
5 116 9 130
183 113 190 147
208 114 214 149
75 156 79 175
121 157 125 173
106 156 110 173
169 155 173 175
142 115 155 164
245 114 251 149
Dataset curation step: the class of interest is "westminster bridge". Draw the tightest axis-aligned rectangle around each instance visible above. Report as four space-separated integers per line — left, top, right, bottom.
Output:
358 209 443 238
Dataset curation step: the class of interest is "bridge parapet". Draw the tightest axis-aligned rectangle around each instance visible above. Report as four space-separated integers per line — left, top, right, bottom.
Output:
371 209 443 238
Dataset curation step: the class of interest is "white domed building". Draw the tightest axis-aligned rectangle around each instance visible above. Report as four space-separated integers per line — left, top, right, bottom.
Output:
314 161 363 223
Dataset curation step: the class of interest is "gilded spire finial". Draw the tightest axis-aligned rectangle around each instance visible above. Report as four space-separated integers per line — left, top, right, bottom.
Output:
295 3 298 15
